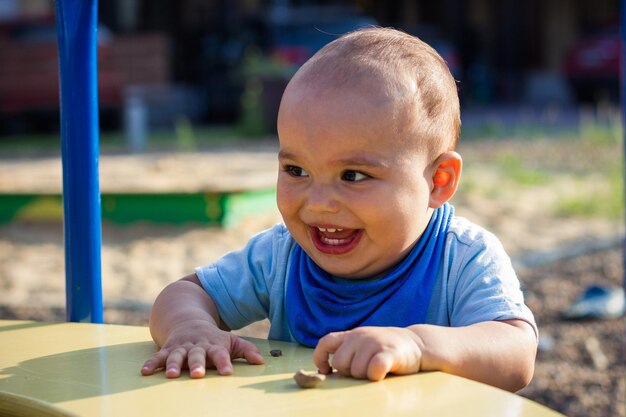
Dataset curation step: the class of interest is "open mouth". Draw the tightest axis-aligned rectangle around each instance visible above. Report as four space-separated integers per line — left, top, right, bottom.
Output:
309 226 362 255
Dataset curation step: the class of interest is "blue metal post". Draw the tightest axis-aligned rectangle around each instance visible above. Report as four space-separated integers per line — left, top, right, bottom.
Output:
55 0 103 323
622 0 626 288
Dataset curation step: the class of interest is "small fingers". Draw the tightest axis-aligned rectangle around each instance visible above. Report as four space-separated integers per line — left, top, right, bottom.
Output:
141 348 170 376
231 337 265 365
143 345 231 378
332 344 357 378
142 335 266 379
207 344 234 375
313 332 346 374
165 347 188 378
349 348 378 380
367 351 394 382
187 346 208 378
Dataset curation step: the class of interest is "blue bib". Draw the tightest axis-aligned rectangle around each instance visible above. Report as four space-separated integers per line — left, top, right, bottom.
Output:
285 203 454 347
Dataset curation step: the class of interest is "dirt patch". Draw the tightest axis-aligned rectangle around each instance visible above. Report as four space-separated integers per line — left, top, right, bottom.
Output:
0 146 279 193
518 246 624 417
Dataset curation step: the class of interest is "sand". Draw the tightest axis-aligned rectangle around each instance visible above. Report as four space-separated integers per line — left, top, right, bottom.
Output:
0 143 622 319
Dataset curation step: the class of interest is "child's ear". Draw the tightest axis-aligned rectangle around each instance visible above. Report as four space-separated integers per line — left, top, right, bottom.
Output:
428 151 462 209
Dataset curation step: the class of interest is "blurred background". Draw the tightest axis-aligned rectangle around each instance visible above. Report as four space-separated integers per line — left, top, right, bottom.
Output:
0 1 623 417
0 0 621 136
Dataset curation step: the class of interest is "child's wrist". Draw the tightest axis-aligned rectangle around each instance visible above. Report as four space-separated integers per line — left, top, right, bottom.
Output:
406 324 444 373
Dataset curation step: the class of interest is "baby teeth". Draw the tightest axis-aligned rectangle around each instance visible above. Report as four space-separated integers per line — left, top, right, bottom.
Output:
317 227 343 233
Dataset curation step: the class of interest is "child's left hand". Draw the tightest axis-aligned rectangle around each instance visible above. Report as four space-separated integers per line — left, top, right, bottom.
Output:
312 326 426 381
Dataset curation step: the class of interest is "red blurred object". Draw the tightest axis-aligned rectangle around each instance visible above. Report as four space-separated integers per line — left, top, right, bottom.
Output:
0 17 169 116
563 26 620 102
271 46 311 66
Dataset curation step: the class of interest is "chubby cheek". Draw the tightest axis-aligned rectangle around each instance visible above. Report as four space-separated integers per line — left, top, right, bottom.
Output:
370 195 426 248
276 182 299 223
277 186 312 250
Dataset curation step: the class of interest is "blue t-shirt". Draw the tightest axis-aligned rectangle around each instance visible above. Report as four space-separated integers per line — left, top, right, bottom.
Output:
195 217 537 342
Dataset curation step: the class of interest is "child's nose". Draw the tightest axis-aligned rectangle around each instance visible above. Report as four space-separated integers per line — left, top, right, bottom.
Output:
305 183 340 213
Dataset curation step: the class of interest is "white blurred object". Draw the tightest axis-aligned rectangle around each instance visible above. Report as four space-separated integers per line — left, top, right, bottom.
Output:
124 90 147 154
562 285 625 320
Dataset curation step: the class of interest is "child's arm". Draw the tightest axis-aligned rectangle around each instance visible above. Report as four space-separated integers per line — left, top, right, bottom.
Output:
141 274 264 378
313 319 536 392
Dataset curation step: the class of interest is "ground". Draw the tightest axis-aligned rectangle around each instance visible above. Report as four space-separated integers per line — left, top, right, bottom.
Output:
517 246 624 417
0 134 623 417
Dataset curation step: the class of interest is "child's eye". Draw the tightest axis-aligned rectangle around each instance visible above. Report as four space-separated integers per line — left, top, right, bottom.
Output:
341 170 369 182
284 165 309 177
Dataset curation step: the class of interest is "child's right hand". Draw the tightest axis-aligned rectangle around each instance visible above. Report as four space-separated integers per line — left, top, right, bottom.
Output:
140 319 265 378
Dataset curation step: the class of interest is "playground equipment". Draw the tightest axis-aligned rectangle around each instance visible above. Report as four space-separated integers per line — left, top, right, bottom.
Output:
0 320 565 417
55 0 102 323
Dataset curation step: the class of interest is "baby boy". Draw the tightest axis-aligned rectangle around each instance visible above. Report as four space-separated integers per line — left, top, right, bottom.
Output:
141 27 537 392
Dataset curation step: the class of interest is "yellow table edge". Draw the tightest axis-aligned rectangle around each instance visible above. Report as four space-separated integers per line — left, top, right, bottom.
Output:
0 320 565 417
0 391 79 417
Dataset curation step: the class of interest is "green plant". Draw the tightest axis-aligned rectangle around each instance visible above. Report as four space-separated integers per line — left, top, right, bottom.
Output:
554 166 624 219
237 47 297 137
579 122 622 146
175 116 196 151
494 153 552 186
238 77 269 137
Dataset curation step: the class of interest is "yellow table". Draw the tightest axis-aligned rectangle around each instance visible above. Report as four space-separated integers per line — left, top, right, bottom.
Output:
0 320 563 417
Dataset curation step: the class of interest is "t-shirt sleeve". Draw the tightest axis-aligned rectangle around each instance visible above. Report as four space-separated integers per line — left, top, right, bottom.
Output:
194 224 291 330
447 226 538 336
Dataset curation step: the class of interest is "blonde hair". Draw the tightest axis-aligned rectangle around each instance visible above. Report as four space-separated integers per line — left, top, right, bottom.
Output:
290 27 460 161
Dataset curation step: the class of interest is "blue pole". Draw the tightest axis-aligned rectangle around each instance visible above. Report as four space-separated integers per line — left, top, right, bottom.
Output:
55 0 103 323
622 0 626 289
